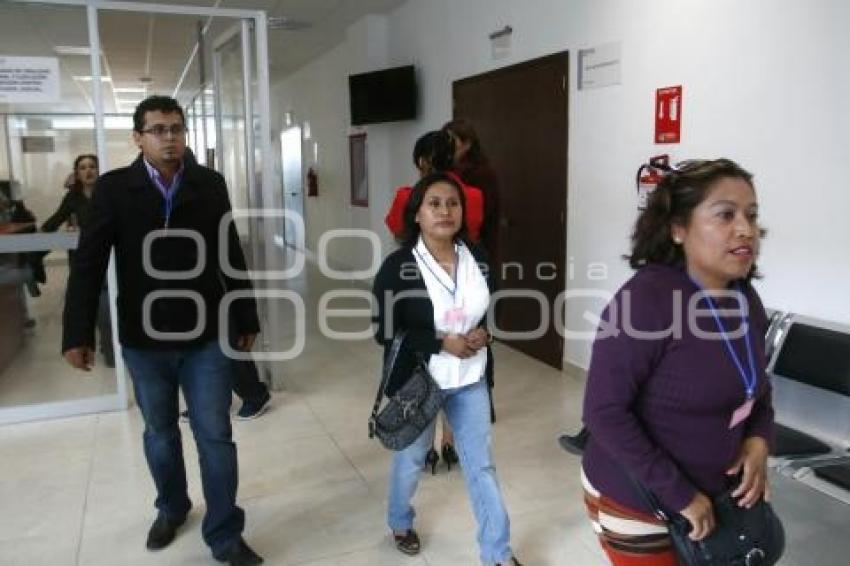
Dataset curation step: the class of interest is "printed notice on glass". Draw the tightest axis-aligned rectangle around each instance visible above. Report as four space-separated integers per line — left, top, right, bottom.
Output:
0 56 60 103
578 42 621 90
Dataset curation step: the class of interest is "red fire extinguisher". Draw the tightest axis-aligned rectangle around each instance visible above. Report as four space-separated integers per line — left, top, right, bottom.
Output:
635 154 670 210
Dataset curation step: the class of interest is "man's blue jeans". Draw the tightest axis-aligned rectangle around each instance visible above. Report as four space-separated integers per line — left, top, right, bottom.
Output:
122 341 244 557
387 379 512 565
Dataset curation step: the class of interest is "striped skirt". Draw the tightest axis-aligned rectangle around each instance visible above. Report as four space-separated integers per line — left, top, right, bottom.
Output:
582 468 678 565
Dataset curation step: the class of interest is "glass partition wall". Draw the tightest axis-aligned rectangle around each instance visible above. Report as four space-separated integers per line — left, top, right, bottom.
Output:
0 0 274 425
0 0 119 423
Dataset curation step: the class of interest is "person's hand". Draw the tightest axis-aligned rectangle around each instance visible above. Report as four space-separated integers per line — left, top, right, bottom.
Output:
464 328 489 351
235 333 257 352
727 436 771 508
64 347 95 371
442 334 474 358
679 492 715 541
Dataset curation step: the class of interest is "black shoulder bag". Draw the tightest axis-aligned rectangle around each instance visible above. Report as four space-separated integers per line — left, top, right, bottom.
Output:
368 331 443 451
628 474 785 566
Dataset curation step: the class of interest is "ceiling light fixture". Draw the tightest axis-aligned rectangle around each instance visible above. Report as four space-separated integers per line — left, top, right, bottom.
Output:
268 16 312 31
73 75 112 82
113 87 147 94
54 45 93 56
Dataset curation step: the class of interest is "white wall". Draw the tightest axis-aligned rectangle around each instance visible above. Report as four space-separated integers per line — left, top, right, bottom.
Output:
270 0 850 369
270 15 401 272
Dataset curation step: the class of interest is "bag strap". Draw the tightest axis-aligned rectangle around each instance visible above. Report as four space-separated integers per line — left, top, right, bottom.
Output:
368 331 408 436
625 467 743 524
624 471 671 522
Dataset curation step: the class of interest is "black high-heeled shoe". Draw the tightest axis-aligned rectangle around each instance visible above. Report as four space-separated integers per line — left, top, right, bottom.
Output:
424 448 439 475
441 443 459 471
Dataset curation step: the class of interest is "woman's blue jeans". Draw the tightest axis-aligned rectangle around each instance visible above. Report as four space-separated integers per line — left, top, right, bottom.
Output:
122 341 244 557
387 378 512 565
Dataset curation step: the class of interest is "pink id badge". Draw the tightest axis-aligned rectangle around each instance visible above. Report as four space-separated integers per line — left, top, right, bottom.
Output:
728 398 755 429
444 307 465 330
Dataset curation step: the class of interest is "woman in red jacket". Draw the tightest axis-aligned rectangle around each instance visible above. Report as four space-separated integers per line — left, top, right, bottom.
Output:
385 130 484 473
385 131 483 241
442 119 500 259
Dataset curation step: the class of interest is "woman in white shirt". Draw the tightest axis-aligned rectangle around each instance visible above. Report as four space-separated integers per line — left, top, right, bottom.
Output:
372 172 520 566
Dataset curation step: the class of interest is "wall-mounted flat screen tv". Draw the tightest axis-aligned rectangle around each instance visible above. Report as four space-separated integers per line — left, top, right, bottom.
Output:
348 65 417 125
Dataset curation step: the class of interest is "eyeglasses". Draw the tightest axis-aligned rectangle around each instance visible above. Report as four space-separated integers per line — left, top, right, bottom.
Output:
140 124 186 139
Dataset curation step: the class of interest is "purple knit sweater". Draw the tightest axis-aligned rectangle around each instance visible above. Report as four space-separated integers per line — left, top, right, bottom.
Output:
581 263 774 514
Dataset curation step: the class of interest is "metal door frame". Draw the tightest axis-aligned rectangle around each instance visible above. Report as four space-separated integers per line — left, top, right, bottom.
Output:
212 21 260 260
3 0 274 425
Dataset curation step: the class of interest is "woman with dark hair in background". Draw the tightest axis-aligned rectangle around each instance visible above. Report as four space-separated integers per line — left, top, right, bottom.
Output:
581 159 775 565
384 130 485 473
373 172 520 565
442 119 500 257
42 154 99 233
42 154 114 366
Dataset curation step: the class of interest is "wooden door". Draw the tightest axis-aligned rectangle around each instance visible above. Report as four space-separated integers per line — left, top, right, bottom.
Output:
453 52 568 369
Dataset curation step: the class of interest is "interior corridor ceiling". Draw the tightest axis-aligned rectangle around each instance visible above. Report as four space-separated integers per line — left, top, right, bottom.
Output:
0 0 406 114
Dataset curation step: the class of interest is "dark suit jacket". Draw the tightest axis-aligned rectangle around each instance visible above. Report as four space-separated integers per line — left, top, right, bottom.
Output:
371 242 495 396
62 154 260 351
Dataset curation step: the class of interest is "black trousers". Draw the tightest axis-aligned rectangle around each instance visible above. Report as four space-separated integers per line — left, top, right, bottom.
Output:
228 327 268 403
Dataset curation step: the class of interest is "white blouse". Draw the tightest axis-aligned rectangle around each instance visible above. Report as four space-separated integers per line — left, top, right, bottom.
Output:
413 237 490 390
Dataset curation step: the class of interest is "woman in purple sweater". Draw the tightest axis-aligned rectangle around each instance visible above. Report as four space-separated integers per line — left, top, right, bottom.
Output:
581 159 774 565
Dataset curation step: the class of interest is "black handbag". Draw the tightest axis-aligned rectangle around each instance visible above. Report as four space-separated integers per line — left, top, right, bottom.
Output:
631 476 785 566
368 331 443 451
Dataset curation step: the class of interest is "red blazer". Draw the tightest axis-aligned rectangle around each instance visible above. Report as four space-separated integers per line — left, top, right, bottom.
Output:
384 173 484 242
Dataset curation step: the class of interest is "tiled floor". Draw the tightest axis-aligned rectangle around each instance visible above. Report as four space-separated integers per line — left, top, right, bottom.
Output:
1 263 848 565
0 262 115 409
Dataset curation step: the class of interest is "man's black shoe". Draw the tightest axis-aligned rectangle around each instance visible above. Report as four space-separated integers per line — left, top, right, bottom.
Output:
216 538 264 566
235 390 271 420
145 515 186 550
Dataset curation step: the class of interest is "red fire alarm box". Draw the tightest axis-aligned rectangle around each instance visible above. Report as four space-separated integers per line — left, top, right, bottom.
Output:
655 85 682 144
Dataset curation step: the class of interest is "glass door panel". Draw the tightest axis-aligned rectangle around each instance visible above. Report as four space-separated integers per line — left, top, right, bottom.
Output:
214 31 251 241
0 0 123 423
280 125 304 248
1 0 273 424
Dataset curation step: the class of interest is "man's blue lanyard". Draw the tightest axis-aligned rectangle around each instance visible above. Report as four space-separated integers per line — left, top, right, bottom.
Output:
690 277 759 399
159 178 182 229
163 189 175 228
144 160 183 229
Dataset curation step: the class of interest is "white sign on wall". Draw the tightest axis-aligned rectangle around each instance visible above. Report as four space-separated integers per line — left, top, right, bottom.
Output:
578 42 621 90
0 56 60 103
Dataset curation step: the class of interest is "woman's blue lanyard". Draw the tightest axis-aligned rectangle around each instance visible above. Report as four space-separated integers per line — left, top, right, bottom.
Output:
413 244 458 301
690 277 759 399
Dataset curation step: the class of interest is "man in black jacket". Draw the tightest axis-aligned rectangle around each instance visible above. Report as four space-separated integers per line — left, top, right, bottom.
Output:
62 96 263 566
